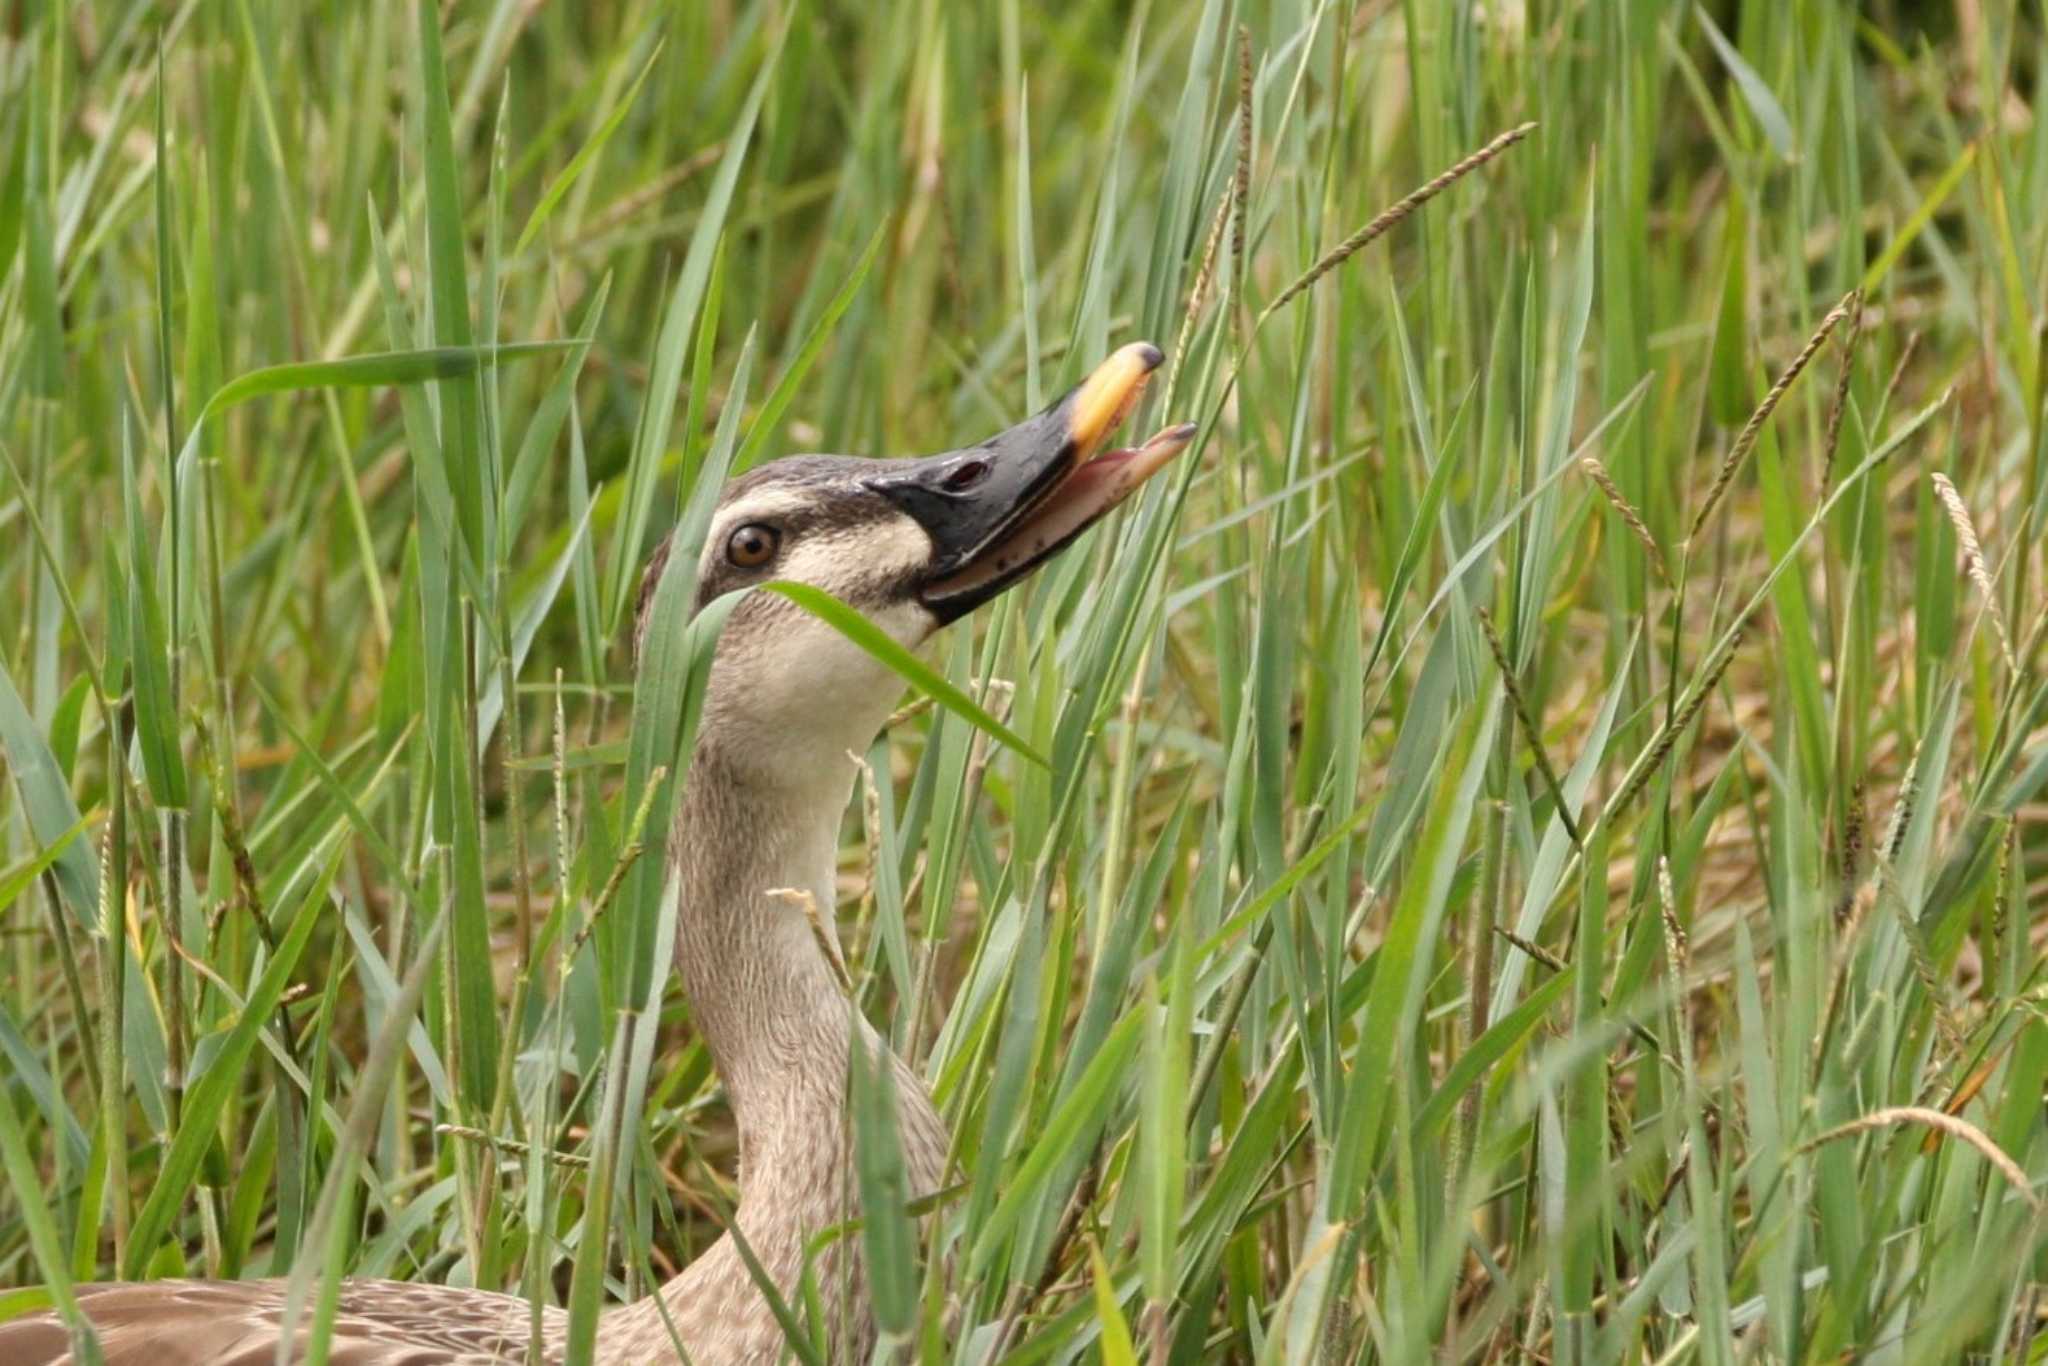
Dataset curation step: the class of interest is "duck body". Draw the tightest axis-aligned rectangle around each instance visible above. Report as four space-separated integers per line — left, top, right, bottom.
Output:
0 1278 544 1365
0 343 1188 1365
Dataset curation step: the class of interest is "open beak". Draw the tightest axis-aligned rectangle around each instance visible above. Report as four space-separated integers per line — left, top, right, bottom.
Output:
865 341 1197 623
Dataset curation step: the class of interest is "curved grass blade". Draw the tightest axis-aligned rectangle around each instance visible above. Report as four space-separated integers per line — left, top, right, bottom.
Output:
513 41 665 256
605 21 786 635
0 659 99 923
762 581 1049 769
734 225 885 474
196 342 575 422
0 813 90 916
1413 969 1573 1139
121 417 186 808
0 1085 101 1363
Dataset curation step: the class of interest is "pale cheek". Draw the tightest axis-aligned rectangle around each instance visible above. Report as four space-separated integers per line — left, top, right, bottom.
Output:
773 631 894 706
717 622 930 762
865 598 941 651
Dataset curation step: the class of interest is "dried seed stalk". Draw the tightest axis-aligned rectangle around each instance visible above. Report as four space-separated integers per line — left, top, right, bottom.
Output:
437 1123 591 1169
1657 856 1687 970
1820 291 1863 489
769 886 852 996
1258 121 1537 325
1800 1107 2041 1213
1832 778 1866 924
1879 859 1964 1060
1493 924 1568 974
1232 24 1253 296
1167 189 1232 407
1581 456 1669 585
1882 331 1921 416
1476 606 1581 850
1931 471 2018 673
1610 628 1743 816
568 764 668 957
1689 291 1857 545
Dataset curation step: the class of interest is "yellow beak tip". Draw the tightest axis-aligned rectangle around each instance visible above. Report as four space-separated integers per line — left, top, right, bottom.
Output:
1069 340 1167 454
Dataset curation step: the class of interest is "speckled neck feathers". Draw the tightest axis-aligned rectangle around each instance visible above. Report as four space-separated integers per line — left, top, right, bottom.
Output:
592 731 950 1364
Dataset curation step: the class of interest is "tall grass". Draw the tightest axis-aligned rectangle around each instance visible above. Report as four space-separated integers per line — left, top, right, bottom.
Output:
2 2 2045 1361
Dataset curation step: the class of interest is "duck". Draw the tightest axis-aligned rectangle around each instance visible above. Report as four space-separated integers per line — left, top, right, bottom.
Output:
0 340 1195 1365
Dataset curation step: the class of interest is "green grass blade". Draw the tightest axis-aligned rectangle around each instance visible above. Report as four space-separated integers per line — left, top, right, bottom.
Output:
513 42 664 257
121 851 334 1276
763 581 1048 768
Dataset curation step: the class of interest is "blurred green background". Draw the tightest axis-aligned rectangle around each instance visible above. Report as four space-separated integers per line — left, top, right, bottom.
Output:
2 0 2045 1361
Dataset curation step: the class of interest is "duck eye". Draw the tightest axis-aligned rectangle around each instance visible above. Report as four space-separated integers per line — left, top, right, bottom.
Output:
726 523 780 569
942 459 990 492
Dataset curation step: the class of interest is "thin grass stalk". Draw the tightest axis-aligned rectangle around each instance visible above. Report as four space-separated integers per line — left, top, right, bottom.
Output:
1653 853 1705 1318
551 670 571 989
1606 627 1744 821
2015 315 2047 632
1232 24 1252 313
1494 925 1568 975
1255 122 1535 327
567 765 669 959
1929 471 2018 674
1819 291 1863 490
484 634 536 1183
1164 188 1230 409
1579 457 1669 585
152 46 189 1151
96 775 128 1265
40 877 97 1096
905 677 1012 1064
436 1124 591 1169
0 442 107 695
850 748 883 1004
561 1018 631 1366
1880 331 1921 423
1453 796 1509 1274
276 916 450 1356
193 716 311 1257
1475 606 1581 851
1687 291 1857 546
1813 747 1920 1071
1876 854 1964 1062
1090 666 1149 974
1798 1107 2040 1212
456 608 496 1278
501 615 535 963
520 669 578 1360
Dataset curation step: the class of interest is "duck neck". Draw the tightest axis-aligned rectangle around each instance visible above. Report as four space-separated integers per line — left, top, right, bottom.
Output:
669 737 864 1155
598 737 946 1362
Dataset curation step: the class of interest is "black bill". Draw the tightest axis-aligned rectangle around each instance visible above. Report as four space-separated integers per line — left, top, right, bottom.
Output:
865 341 1198 622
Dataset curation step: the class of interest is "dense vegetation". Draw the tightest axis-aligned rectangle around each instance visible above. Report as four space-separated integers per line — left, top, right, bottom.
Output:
2 1 2045 1361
